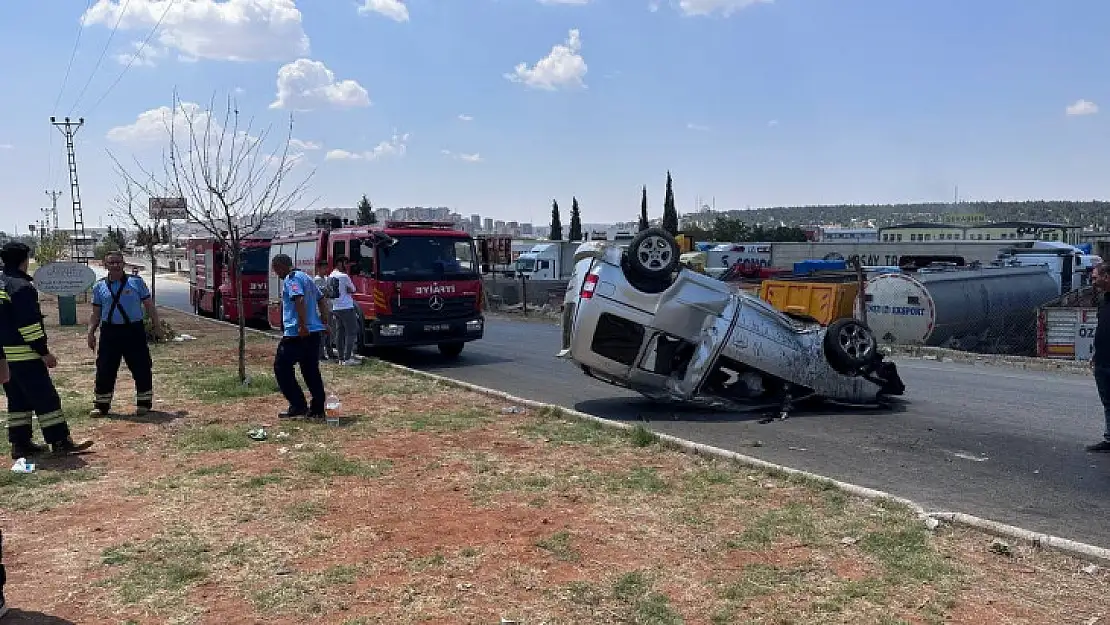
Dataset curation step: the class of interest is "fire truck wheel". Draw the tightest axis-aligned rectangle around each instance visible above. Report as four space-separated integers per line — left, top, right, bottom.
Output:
438 342 465 358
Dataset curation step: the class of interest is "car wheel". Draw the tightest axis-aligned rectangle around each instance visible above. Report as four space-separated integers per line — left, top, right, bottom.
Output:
438 342 465 358
824 318 878 375
627 227 680 282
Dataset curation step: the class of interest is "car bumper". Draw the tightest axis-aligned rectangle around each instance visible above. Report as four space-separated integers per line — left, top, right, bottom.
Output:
368 315 485 347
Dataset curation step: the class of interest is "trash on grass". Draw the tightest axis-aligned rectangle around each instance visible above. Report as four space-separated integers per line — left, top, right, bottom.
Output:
247 428 268 441
10 458 34 473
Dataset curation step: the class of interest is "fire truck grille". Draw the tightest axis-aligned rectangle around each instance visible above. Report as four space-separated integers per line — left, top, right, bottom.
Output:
392 295 477 320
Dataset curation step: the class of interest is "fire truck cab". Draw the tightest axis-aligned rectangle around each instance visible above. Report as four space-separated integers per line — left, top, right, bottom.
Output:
186 236 272 326
266 218 485 358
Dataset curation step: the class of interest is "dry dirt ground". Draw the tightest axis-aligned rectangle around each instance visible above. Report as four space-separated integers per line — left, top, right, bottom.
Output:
0 302 1106 624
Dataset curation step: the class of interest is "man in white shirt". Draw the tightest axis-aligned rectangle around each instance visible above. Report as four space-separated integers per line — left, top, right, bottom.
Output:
313 261 337 361
329 256 361 365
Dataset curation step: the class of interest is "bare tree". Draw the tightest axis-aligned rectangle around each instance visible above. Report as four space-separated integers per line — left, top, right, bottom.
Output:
109 178 168 303
110 92 315 384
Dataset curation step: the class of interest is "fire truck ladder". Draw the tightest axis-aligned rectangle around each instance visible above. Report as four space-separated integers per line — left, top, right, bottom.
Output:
51 116 89 265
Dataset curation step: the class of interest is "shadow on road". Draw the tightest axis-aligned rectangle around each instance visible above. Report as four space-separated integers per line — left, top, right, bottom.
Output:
373 347 513 369
574 395 909 425
97 409 188 425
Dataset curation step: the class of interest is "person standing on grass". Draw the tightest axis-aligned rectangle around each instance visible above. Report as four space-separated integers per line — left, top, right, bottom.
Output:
314 260 337 362
329 256 361 365
271 254 328 420
0 242 93 458
87 251 162 418
1086 260 1110 452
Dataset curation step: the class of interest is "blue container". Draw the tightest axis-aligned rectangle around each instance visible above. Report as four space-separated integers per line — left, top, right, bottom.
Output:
793 259 847 275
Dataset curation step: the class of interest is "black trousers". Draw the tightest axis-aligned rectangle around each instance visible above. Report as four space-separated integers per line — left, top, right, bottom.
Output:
274 332 326 414
3 359 71 444
94 323 154 411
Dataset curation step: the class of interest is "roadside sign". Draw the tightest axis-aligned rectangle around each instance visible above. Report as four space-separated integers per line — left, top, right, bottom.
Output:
33 261 96 296
1075 309 1099 362
150 197 188 220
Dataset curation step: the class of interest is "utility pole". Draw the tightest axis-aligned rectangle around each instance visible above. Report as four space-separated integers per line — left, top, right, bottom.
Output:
50 116 88 265
44 190 62 232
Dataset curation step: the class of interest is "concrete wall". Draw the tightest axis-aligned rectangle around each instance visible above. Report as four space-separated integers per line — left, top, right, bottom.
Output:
769 241 1023 268
483 276 568 308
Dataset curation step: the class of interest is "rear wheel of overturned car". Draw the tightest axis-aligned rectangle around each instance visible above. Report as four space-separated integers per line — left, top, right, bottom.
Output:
824 318 878 375
439 342 465 358
627 227 680 282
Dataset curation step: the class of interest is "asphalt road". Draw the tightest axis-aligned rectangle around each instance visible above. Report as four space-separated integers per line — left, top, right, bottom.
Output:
148 276 1110 549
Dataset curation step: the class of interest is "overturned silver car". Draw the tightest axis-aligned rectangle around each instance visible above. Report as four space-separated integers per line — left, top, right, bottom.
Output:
557 228 905 415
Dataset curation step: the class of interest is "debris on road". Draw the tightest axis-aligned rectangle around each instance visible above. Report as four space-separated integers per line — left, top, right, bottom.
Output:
989 539 1014 557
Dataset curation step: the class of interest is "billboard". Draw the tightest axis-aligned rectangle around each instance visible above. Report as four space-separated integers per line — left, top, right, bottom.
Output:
150 197 188 220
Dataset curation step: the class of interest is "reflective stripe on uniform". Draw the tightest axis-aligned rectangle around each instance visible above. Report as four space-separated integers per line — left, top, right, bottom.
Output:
37 410 65 428
94 393 113 405
0 291 9 302
4 412 32 428
136 390 153 401
18 323 44 343
2 346 38 362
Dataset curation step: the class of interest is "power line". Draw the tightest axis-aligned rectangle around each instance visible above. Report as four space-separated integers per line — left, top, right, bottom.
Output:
86 0 177 119
68 0 132 117
51 0 95 115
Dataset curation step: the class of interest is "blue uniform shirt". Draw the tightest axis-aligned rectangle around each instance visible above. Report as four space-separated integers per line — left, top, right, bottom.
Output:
281 269 326 337
92 276 150 324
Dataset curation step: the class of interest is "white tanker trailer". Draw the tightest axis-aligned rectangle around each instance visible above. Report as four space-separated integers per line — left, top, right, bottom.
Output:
863 264 1060 354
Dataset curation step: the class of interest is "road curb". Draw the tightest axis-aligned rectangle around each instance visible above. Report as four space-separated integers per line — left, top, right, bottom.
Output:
161 305 1110 566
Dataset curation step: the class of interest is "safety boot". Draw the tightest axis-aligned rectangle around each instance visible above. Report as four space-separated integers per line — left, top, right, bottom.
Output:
51 437 94 456
9 441 47 460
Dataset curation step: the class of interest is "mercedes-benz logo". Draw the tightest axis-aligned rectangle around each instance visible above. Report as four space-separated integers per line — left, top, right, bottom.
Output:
428 295 445 311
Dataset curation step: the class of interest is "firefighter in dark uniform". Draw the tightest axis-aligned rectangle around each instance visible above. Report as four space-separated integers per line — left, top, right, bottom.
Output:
87 251 162 417
0 242 94 458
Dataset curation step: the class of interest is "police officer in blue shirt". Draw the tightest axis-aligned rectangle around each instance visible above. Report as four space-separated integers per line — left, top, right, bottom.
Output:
87 251 162 417
270 253 328 419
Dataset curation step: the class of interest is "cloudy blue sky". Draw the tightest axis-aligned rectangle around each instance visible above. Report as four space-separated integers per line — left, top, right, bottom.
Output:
0 0 1106 234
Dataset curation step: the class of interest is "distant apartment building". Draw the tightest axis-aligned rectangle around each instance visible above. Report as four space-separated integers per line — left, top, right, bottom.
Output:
520 223 534 236
877 221 1082 245
484 218 494 232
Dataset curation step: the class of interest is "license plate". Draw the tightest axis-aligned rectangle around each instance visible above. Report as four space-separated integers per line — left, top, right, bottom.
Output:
424 324 450 332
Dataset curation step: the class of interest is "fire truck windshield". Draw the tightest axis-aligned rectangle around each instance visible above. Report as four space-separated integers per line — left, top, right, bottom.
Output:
372 235 478 280
240 247 270 274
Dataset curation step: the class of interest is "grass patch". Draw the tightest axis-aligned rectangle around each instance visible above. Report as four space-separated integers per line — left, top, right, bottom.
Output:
182 368 280 402
99 529 212 606
859 525 958 584
605 467 669 494
519 407 624 447
287 501 326 521
726 503 821 550
628 424 659 447
175 424 251 453
407 407 494 432
299 450 391 479
718 563 812 602
535 530 580 562
612 570 682 625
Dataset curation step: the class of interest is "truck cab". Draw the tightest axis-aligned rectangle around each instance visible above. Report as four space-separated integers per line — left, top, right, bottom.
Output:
995 242 1103 295
267 219 485 358
514 241 579 281
216 238 272 326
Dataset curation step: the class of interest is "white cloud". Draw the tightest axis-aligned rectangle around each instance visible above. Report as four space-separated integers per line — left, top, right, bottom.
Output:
114 40 166 67
457 114 474 122
676 0 772 17
768 119 779 126
105 102 212 145
504 29 587 91
357 0 409 22
289 138 321 150
325 132 409 161
648 0 661 11
82 0 309 62
1066 99 1098 116
0 144 13 150
441 149 482 163
687 122 709 131
269 59 371 111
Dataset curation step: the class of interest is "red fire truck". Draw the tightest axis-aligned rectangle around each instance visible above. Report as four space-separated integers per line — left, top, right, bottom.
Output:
266 218 485 357
186 236 273 326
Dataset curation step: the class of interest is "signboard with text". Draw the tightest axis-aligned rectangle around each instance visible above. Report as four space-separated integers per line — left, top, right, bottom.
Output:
150 197 188 220
33 262 97 297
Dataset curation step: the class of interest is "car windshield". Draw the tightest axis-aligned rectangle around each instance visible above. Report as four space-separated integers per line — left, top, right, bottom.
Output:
375 235 478 280
240 247 269 274
515 257 536 272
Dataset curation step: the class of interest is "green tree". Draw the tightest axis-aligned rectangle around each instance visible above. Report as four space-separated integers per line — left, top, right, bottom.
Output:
638 185 650 232
569 196 583 241
662 171 678 235
549 199 563 241
357 195 376 225
33 232 69 264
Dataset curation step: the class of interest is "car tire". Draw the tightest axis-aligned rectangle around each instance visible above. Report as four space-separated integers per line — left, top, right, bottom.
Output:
823 318 878 375
626 227 680 282
438 342 465 359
